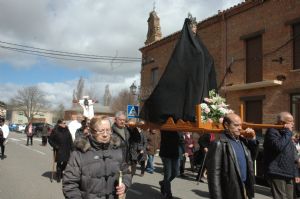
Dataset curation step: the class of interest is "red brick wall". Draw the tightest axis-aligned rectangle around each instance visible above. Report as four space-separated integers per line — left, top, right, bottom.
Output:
140 0 300 124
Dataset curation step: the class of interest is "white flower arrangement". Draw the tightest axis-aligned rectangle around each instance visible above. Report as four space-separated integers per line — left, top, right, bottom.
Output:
200 90 233 123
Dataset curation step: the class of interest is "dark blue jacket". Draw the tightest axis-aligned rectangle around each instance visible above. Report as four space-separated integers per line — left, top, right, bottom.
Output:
263 128 297 179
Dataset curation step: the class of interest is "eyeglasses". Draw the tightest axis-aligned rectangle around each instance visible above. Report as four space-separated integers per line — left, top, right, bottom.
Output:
93 128 112 135
117 118 126 122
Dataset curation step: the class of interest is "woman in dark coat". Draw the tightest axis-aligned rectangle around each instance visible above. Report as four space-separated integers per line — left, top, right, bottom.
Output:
63 117 131 199
129 126 147 176
48 119 73 182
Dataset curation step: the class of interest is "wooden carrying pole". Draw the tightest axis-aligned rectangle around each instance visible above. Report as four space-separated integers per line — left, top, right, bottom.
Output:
129 104 284 135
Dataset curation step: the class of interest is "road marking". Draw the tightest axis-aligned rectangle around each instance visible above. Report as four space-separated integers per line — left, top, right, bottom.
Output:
127 189 142 195
8 139 46 155
17 143 46 155
8 138 21 142
20 138 42 141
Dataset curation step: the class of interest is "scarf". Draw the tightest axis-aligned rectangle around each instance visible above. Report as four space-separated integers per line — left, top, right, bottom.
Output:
89 136 110 150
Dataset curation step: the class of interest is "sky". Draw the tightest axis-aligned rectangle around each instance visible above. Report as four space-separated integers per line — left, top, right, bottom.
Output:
0 0 244 109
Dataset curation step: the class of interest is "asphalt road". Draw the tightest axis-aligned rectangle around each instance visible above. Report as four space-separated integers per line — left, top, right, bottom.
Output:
0 132 272 199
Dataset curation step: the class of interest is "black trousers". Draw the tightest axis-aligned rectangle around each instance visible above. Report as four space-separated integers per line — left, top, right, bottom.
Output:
26 136 33 145
131 160 146 175
0 138 5 156
41 136 47 145
180 156 186 174
56 161 68 178
180 155 195 174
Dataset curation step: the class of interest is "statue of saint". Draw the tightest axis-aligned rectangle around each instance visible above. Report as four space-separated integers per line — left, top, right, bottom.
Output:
74 96 97 120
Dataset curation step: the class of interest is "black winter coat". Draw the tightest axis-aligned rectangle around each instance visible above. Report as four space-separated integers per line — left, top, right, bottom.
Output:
63 136 132 199
263 128 297 179
206 133 259 199
128 127 147 162
48 125 73 162
159 131 182 159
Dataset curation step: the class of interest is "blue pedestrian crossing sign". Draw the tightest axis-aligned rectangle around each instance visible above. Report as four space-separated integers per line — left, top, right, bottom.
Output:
127 105 139 119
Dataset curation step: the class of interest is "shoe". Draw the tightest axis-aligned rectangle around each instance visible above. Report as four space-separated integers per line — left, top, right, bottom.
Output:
164 193 173 199
159 180 165 195
146 169 153 174
26 144 29 146
141 173 144 177
180 174 187 178
199 177 206 183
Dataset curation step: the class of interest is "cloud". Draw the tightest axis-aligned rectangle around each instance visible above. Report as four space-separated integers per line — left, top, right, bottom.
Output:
0 0 243 109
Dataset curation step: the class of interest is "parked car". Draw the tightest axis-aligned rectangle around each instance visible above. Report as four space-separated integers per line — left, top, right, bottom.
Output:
16 124 26 133
8 123 26 133
9 123 18 131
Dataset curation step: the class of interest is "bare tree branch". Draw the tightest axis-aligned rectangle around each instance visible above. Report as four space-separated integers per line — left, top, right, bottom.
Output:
110 89 135 112
11 86 47 122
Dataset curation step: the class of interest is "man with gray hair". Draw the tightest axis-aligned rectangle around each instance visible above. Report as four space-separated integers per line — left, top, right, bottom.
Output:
264 112 298 199
112 111 130 163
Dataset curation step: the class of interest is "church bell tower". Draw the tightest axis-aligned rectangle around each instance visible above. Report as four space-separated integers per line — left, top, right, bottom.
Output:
145 8 162 45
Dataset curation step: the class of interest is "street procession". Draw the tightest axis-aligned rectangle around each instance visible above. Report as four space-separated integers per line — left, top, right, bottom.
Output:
1 0 300 199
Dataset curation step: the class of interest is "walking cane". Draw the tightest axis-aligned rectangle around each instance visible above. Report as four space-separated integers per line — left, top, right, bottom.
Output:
50 150 56 183
196 152 207 185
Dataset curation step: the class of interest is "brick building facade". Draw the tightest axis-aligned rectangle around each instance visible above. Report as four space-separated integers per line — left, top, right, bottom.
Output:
140 0 300 135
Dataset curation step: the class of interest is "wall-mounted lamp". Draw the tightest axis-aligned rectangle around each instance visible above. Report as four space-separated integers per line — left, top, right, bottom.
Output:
276 74 286 81
272 57 284 64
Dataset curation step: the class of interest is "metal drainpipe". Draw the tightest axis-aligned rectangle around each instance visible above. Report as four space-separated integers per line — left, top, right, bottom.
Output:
222 12 228 98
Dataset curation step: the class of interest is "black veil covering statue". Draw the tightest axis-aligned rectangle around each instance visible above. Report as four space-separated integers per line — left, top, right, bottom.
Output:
140 16 217 123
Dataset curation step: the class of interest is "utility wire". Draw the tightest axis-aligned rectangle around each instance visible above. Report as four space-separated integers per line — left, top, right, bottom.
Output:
0 40 141 62
0 45 138 63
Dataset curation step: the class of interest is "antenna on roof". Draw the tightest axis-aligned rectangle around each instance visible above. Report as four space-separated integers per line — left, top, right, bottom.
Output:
153 1 156 11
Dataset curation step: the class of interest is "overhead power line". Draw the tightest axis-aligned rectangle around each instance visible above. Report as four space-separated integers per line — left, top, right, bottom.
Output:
0 40 141 63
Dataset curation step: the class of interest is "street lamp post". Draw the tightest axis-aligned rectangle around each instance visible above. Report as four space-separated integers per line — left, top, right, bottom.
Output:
129 82 138 104
129 82 139 121
130 82 137 96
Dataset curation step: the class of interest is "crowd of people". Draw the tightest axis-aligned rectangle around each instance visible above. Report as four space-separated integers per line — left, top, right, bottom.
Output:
2 110 300 199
